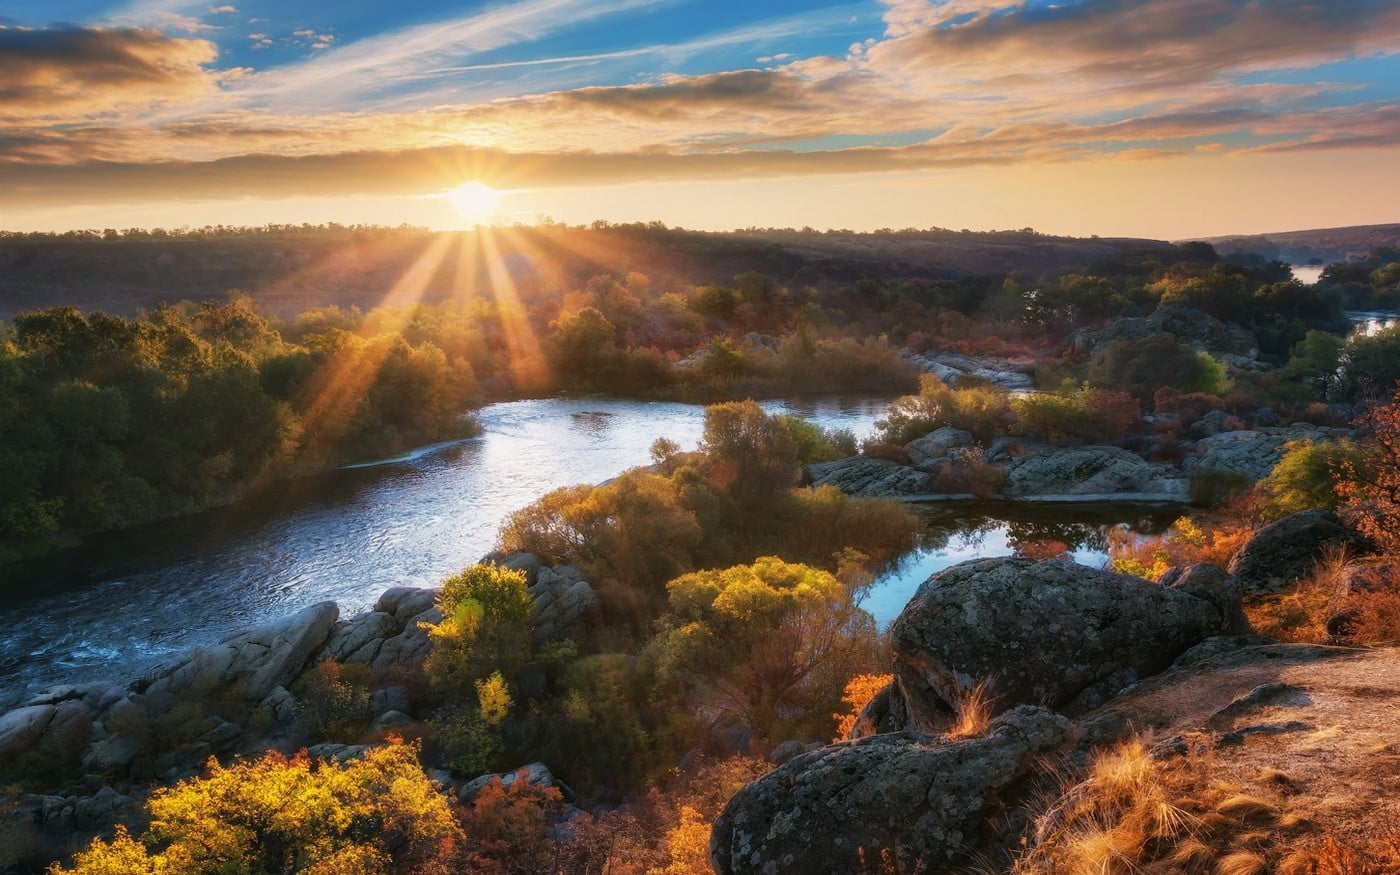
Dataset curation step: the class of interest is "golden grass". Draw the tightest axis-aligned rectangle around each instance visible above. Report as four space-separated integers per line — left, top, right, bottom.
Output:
946 680 993 740
1007 737 1386 875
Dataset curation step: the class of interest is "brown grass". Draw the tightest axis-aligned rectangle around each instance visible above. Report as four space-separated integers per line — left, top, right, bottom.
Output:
1009 737 1385 875
1244 544 1352 644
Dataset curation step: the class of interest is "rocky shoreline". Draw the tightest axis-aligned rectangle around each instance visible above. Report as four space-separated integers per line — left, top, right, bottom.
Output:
804 421 1351 503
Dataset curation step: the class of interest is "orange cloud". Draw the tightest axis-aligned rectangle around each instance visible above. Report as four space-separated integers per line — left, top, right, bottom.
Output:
0 26 220 125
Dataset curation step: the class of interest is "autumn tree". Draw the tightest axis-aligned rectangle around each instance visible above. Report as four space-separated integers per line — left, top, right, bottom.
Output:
1337 389 1400 552
651 556 881 742
425 563 534 695
52 742 460 875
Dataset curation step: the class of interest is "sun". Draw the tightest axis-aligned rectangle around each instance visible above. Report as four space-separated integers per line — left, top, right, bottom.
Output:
444 181 504 223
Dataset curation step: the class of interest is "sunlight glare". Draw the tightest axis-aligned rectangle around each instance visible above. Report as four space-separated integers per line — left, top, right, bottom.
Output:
445 182 504 223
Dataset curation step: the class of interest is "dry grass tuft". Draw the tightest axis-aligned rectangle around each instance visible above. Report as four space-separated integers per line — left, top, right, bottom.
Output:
1215 850 1268 875
946 680 993 740
1215 795 1278 827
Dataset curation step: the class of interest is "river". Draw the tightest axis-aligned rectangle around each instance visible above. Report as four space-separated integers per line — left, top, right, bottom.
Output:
0 397 1179 707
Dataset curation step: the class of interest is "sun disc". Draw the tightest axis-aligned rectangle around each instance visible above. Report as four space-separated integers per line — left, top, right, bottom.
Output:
445 182 503 222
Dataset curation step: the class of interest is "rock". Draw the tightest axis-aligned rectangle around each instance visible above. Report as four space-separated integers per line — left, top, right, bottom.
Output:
142 600 339 706
905 427 975 469
37 700 93 763
369 685 411 716
370 710 417 732
985 435 1052 464
1185 425 1349 483
889 558 1230 729
1071 305 1257 360
317 611 397 665
1002 445 1186 499
1157 564 1247 634
499 551 543 585
900 348 1034 390
258 686 298 724
528 566 600 647
710 706 1069 875
768 740 807 767
72 786 135 832
371 605 441 671
1171 635 1278 668
1189 409 1239 439
460 762 573 804
803 456 936 497
306 743 370 762
199 720 243 753
0 704 55 762
845 681 912 740
82 734 145 772
1227 510 1370 594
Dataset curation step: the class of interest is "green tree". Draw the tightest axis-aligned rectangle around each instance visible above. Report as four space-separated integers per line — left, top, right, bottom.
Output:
425 563 533 694
651 556 879 741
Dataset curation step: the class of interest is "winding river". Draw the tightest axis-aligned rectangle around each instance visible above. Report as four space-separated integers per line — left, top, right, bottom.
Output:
0 397 1179 707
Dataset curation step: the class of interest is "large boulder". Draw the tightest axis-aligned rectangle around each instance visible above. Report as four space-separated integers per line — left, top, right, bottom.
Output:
710 706 1069 875
803 456 935 498
527 565 600 647
142 601 339 705
889 558 1234 728
1184 424 1349 483
1002 445 1186 499
905 427 975 469
1157 564 1248 634
0 705 55 762
1228 509 1371 594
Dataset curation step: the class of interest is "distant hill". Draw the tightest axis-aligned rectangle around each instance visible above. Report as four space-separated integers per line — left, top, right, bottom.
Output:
0 224 1168 320
1189 223 1400 265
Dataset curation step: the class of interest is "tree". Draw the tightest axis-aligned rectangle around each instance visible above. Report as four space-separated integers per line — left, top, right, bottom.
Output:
652 557 879 741
53 742 460 875
699 400 798 515
1338 389 1400 552
1282 330 1345 399
425 564 533 694
1087 334 1225 402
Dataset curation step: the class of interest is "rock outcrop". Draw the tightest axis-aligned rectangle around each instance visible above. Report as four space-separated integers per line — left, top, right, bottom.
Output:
1070 305 1258 362
900 348 1035 390
904 427 975 469
710 706 1068 875
527 564 600 647
803 456 938 498
888 558 1237 728
1002 445 1187 499
1227 509 1371 594
1184 424 1349 483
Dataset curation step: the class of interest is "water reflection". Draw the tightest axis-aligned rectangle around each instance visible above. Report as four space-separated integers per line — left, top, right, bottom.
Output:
861 502 1182 625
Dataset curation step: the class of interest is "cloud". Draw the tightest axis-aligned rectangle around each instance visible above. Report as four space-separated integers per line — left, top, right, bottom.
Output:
209 5 237 13
869 0 1400 88
0 26 219 125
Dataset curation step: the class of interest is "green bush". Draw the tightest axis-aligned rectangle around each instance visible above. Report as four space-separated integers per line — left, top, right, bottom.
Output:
874 374 1014 445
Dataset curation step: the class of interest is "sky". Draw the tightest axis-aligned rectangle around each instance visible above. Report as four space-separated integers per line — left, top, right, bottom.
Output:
2 0 1399 238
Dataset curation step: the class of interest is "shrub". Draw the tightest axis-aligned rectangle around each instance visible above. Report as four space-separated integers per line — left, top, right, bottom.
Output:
424 564 533 697
1262 439 1372 517
875 374 1014 445
292 661 372 742
53 742 461 874
1013 383 1141 445
1088 334 1227 401
832 673 893 741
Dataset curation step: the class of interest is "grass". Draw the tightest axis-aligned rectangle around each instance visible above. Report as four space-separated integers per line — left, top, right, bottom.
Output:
946 680 993 740
1013 734 1400 875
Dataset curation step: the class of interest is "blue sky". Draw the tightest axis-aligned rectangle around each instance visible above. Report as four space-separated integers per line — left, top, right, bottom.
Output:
2 0 1399 236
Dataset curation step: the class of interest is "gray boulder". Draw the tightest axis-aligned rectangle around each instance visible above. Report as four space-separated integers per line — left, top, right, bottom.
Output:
1228 509 1371 594
803 456 935 497
710 706 1069 875
460 761 574 804
528 565 599 647
889 558 1234 728
905 427 976 469
1185 425 1348 483
1002 445 1185 499
900 349 1034 390
1157 564 1248 634
142 601 339 706
0 705 55 762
